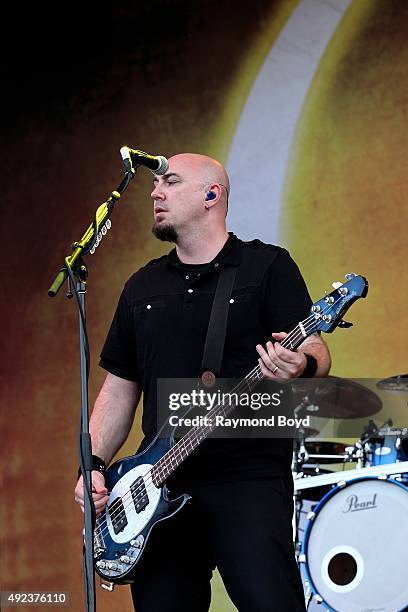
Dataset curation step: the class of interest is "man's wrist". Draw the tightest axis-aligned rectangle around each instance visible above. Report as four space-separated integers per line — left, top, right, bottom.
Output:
77 455 107 480
299 354 318 378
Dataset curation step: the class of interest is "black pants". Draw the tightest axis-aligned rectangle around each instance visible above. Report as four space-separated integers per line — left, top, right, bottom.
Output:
130 478 306 612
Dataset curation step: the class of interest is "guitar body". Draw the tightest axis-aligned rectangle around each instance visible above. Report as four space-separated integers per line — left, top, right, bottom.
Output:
94 435 190 584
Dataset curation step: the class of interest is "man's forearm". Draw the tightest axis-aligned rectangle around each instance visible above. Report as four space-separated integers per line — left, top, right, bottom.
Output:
90 373 141 465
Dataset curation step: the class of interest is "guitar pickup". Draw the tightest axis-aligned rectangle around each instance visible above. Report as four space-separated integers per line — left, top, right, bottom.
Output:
108 497 128 534
131 476 149 513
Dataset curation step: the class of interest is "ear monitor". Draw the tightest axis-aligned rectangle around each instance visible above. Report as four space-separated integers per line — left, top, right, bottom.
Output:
205 191 216 201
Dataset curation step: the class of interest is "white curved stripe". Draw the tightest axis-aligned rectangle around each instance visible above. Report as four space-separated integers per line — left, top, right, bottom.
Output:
226 0 352 244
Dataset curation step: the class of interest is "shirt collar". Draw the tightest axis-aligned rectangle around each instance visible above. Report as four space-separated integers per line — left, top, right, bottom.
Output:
167 232 241 269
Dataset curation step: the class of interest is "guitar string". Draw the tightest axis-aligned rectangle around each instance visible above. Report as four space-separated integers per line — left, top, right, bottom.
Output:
94 291 349 541
94 294 343 541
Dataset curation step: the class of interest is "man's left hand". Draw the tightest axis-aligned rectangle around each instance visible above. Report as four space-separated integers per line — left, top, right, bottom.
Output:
256 332 307 380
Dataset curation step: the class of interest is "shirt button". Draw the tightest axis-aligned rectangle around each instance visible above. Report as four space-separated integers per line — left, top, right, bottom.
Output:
214 262 219 268
229 298 234 304
188 288 194 293
147 304 152 309
185 275 190 279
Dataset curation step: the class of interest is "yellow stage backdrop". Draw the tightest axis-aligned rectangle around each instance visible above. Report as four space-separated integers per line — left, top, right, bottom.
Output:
1 1 406 610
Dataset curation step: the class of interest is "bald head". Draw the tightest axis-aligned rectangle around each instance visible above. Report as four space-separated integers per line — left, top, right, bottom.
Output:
168 153 230 199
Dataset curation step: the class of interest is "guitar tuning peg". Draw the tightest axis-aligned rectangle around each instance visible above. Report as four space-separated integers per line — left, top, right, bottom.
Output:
338 320 353 328
332 281 343 289
345 273 357 280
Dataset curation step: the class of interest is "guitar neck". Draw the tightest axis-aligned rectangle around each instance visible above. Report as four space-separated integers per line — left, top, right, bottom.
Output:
152 318 316 486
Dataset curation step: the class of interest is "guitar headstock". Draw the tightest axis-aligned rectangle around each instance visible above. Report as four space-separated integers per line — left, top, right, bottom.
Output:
309 273 368 334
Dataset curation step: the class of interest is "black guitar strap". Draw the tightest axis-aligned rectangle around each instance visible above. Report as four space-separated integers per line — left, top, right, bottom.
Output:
200 265 238 388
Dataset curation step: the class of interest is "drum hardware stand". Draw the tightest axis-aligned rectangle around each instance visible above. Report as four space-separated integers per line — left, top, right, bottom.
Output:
47 157 138 612
304 582 313 609
293 491 305 556
358 417 394 465
292 426 309 546
344 443 364 468
292 401 311 543
297 427 310 464
303 581 327 610
292 445 301 546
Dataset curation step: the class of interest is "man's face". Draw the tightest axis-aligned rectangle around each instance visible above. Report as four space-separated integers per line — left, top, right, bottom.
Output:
151 157 205 242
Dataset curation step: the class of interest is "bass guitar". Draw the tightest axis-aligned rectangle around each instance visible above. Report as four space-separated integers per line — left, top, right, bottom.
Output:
92 273 368 587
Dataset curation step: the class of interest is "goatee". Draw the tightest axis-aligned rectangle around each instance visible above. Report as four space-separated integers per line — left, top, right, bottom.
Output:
152 223 179 243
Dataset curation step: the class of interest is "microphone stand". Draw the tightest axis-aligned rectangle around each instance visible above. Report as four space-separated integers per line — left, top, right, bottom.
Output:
48 161 136 612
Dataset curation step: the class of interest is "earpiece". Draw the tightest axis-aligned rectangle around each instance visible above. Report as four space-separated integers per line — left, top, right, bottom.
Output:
205 191 216 201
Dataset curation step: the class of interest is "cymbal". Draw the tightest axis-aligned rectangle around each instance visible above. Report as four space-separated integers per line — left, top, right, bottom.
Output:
294 376 382 419
377 374 408 392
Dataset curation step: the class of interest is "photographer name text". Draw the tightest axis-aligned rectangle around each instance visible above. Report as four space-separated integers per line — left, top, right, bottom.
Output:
168 414 310 429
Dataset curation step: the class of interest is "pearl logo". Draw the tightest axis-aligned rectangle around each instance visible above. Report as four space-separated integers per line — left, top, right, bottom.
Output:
343 493 377 513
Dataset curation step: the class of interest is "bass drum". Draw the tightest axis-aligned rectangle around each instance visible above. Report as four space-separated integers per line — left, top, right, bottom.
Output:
301 477 408 611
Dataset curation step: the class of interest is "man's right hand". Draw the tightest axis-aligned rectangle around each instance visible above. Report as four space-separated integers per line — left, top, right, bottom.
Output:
74 470 110 517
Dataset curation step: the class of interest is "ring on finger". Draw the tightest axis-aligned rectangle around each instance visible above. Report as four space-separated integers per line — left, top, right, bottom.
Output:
272 365 279 374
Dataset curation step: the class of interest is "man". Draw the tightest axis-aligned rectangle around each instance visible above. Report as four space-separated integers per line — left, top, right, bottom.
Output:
75 153 331 611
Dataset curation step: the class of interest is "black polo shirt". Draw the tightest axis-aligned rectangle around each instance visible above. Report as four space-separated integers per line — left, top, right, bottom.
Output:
100 233 312 488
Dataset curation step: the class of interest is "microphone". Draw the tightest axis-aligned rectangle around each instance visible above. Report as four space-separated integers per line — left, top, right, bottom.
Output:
120 147 169 175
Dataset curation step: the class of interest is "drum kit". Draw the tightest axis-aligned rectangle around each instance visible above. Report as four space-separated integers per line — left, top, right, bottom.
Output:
292 374 408 611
